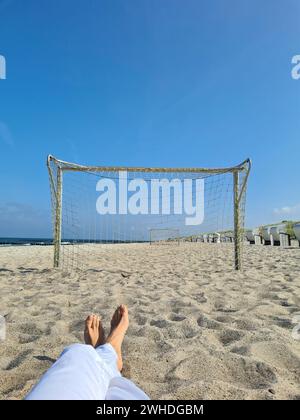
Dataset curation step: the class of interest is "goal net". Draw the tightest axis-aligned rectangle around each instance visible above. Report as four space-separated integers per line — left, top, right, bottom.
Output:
47 155 251 271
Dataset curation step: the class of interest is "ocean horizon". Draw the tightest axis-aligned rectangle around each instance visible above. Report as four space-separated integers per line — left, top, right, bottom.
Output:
0 238 148 246
0 238 54 246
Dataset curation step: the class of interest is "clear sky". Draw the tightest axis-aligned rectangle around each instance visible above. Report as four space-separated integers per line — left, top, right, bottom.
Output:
0 0 300 237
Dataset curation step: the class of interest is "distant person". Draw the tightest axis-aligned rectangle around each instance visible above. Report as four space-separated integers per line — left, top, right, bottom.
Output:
26 305 149 400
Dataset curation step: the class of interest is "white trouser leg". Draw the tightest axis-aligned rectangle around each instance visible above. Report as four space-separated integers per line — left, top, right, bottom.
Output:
105 377 150 400
96 345 149 400
26 343 120 400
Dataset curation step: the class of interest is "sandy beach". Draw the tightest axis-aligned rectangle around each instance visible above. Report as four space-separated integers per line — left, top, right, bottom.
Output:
0 242 299 400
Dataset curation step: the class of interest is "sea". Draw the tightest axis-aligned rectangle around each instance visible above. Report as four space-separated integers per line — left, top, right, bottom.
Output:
0 238 54 246
0 238 144 246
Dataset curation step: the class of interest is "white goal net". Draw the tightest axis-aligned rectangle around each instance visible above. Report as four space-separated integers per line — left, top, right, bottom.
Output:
47 155 251 271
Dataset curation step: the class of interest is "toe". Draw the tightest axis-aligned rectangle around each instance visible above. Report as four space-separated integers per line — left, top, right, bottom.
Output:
120 304 128 317
86 315 93 328
111 309 119 326
118 306 123 319
91 314 97 329
96 315 100 330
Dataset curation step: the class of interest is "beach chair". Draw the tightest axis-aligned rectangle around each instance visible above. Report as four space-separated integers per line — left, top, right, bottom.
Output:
220 234 226 242
225 232 234 243
252 228 262 245
261 227 271 245
245 230 255 244
214 233 221 243
269 226 280 246
269 225 290 247
293 223 300 246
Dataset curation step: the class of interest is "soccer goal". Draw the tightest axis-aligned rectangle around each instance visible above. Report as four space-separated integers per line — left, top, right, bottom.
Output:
47 155 251 271
149 228 180 245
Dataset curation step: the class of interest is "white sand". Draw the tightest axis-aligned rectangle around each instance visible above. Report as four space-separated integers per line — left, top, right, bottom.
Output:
0 243 299 400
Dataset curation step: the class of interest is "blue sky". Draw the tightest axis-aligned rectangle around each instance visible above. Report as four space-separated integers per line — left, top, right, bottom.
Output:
0 0 300 237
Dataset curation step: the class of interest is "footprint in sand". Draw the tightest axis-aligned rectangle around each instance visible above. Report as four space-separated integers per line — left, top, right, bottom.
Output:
19 322 45 335
215 303 238 313
150 319 168 328
233 319 258 331
272 317 293 330
135 314 147 326
279 300 292 307
18 334 40 344
169 314 186 322
230 345 250 356
197 315 221 330
194 293 207 303
243 360 277 389
214 315 235 324
219 329 244 346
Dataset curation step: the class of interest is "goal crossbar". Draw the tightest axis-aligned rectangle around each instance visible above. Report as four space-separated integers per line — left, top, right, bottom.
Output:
47 154 250 175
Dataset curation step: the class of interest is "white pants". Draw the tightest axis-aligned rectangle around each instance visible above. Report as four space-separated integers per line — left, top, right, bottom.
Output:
26 343 149 400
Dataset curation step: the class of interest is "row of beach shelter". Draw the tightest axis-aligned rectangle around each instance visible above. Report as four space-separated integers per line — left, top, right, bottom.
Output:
245 223 300 247
195 222 300 247
195 232 232 243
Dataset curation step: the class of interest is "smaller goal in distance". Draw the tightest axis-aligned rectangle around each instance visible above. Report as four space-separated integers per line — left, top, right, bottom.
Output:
149 228 180 245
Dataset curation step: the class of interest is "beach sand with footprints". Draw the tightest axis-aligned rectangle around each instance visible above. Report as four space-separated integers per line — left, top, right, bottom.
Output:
0 243 299 399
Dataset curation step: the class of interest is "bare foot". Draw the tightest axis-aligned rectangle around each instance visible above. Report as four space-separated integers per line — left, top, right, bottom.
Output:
84 314 105 347
106 305 129 371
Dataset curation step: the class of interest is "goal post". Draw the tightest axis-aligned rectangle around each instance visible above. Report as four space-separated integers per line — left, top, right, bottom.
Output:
47 155 251 271
53 167 63 268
